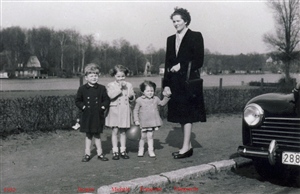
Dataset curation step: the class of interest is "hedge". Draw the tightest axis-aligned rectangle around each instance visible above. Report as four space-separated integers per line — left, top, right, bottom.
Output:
0 87 277 136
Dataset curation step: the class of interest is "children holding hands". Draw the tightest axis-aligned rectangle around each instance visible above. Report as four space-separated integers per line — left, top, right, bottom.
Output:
133 80 171 157
75 64 171 162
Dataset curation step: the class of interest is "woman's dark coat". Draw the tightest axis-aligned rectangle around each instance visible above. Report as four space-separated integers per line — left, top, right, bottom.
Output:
75 83 110 133
163 29 206 123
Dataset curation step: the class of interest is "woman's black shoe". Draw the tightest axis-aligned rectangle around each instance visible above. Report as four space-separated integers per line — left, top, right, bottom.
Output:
172 151 179 156
173 148 193 159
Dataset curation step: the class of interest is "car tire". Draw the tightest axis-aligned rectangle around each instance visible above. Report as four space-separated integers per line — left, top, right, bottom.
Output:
285 166 300 187
253 159 284 179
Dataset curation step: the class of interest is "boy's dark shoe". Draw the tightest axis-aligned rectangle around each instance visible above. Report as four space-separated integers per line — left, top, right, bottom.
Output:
82 155 91 162
98 154 108 161
120 151 129 159
112 152 119 160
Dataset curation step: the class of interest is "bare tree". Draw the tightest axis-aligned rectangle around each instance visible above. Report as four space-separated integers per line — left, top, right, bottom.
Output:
56 30 67 70
263 0 300 82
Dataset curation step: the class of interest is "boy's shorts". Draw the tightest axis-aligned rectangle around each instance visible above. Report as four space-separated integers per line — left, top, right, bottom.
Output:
86 132 100 139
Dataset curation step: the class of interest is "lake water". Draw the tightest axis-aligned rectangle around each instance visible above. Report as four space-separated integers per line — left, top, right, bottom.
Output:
1 73 299 91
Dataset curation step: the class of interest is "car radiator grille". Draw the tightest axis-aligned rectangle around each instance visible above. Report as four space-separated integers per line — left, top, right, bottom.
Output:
250 117 300 149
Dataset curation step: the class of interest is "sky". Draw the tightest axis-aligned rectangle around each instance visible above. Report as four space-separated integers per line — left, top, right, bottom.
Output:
1 0 276 55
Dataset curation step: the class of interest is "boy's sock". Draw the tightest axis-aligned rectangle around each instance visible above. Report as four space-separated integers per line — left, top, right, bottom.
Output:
85 137 92 156
95 138 103 155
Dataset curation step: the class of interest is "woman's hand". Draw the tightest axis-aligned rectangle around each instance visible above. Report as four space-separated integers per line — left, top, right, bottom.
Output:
296 82 300 90
170 63 180 72
163 87 172 97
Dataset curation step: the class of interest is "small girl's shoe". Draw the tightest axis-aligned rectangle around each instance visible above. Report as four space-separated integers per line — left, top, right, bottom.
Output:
120 151 129 159
112 152 119 160
138 148 144 157
82 154 91 162
148 149 156 158
98 154 108 161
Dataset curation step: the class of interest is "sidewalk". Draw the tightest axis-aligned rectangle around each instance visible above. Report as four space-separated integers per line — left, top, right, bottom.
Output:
98 157 252 194
2 114 247 193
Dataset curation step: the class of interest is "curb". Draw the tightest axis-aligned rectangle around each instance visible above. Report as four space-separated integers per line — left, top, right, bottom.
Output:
97 157 252 194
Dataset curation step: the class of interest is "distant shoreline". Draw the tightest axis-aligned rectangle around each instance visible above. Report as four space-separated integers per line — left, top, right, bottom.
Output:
1 73 296 91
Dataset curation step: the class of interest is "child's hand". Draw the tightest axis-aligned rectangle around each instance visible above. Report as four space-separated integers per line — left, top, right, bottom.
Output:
120 82 127 90
101 106 105 110
129 96 134 101
129 93 135 100
134 121 140 125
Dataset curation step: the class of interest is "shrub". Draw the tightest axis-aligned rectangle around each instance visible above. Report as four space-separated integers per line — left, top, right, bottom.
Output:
249 77 296 93
276 77 296 93
249 81 278 87
0 87 279 136
0 96 78 136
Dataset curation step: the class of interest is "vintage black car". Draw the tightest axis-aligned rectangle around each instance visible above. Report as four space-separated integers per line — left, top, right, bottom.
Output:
238 83 300 180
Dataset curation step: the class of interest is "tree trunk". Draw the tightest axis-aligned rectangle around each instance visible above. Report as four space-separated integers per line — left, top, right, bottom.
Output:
285 61 291 82
81 49 85 73
72 55 75 74
60 52 64 70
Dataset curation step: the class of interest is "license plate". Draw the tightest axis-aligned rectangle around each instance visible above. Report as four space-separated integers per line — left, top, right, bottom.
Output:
282 152 300 166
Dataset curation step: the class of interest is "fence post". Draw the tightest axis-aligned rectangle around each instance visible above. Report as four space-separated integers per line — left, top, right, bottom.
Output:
219 78 223 90
218 78 223 112
260 78 264 90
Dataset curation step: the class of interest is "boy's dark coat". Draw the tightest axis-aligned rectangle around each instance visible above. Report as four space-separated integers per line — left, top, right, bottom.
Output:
75 83 110 133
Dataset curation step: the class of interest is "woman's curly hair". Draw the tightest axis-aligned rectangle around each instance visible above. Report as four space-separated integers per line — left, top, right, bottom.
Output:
170 7 191 26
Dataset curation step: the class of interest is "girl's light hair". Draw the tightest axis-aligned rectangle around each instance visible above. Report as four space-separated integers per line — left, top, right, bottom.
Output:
84 63 100 75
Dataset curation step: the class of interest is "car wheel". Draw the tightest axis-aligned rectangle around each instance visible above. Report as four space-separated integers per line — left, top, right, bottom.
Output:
285 166 300 187
253 159 284 179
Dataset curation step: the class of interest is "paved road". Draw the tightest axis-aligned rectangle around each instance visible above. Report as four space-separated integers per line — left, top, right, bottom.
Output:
2 114 242 193
3 113 300 193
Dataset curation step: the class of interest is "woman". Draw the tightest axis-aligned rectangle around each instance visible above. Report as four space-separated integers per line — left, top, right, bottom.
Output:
163 7 206 159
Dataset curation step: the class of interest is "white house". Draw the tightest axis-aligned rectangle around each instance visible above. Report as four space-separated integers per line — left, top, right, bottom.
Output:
15 56 45 78
159 63 165 76
0 71 9 78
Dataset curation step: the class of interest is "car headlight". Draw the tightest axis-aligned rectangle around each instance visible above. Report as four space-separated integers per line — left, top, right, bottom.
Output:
244 103 264 126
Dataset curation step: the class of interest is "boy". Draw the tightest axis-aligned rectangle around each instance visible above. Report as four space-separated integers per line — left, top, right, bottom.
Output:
75 63 110 162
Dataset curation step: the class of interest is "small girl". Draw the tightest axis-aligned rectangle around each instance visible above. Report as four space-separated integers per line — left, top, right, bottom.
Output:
105 65 135 160
133 80 171 157
75 63 110 162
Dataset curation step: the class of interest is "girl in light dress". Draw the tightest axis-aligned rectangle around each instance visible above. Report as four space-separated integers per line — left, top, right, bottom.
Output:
105 65 135 160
